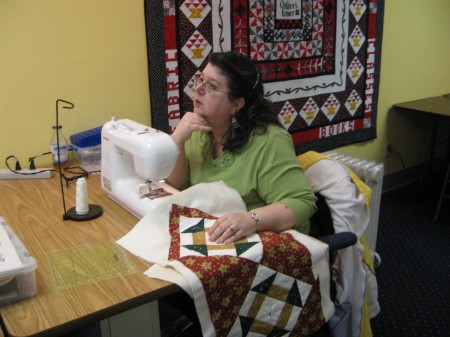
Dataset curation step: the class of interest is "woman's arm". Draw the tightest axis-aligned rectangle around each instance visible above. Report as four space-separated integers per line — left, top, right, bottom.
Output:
209 128 317 243
208 203 296 244
165 112 211 188
165 139 188 188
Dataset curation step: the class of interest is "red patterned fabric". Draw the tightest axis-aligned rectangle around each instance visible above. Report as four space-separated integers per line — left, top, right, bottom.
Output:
167 204 327 336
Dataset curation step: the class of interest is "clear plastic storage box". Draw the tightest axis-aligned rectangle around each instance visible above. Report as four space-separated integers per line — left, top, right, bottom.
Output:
70 126 102 166
72 144 102 166
0 217 37 307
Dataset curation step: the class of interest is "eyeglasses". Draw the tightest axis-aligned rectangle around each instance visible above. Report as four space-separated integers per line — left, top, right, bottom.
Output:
192 76 231 95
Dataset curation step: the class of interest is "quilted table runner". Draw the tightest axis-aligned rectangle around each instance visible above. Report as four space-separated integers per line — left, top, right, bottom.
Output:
116 181 333 336
144 0 384 153
165 204 333 336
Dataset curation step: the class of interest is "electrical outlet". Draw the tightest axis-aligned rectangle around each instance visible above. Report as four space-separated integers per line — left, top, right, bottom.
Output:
384 143 394 158
0 169 54 180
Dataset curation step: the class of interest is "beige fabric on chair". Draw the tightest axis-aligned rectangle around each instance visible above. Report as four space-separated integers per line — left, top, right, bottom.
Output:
298 151 380 337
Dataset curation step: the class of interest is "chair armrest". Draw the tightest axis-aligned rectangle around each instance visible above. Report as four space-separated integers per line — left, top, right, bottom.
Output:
318 232 357 254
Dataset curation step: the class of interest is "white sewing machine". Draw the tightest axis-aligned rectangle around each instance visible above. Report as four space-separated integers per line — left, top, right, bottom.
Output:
101 118 179 218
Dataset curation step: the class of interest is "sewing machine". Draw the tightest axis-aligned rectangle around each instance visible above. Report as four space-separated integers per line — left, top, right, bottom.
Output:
101 118 179 218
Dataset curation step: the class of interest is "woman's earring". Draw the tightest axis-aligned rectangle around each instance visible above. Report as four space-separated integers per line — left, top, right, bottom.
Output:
231 116 240 129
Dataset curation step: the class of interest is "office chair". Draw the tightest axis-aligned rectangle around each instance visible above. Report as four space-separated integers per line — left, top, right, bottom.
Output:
312 193 358 255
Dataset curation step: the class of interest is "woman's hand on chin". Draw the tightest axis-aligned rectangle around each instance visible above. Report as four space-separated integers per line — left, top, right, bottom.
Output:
172 111 212 144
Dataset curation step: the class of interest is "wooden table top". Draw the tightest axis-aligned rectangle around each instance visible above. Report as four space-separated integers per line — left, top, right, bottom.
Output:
0 173 177 337
393 94 450 118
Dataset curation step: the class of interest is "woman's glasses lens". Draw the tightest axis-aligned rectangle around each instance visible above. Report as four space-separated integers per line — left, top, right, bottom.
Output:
193 77 211 93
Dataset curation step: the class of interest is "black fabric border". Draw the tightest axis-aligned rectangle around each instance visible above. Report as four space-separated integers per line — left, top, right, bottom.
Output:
144 0 170 133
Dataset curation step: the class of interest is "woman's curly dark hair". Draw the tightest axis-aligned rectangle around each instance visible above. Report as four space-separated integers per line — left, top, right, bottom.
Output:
208 51 282 153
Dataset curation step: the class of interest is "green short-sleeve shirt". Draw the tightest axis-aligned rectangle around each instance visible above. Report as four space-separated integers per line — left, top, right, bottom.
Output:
183 124 316 233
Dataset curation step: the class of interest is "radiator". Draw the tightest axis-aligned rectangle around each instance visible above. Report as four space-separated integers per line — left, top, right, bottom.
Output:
324 151 384 254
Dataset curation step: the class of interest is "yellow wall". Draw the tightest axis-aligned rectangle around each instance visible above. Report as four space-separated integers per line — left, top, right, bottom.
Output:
1 0 449 174
0 0 150 168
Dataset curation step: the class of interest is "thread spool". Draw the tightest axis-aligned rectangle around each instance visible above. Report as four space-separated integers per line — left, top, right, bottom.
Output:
75 177 89 215
64 177 102 221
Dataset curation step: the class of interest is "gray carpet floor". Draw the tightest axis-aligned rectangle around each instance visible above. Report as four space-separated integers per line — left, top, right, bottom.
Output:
370 169 450 337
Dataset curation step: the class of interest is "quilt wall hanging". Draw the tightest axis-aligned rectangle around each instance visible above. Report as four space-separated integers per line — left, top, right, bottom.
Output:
144 0 384 153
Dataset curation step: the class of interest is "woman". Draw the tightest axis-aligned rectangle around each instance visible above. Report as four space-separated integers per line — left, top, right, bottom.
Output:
167 51 316 243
